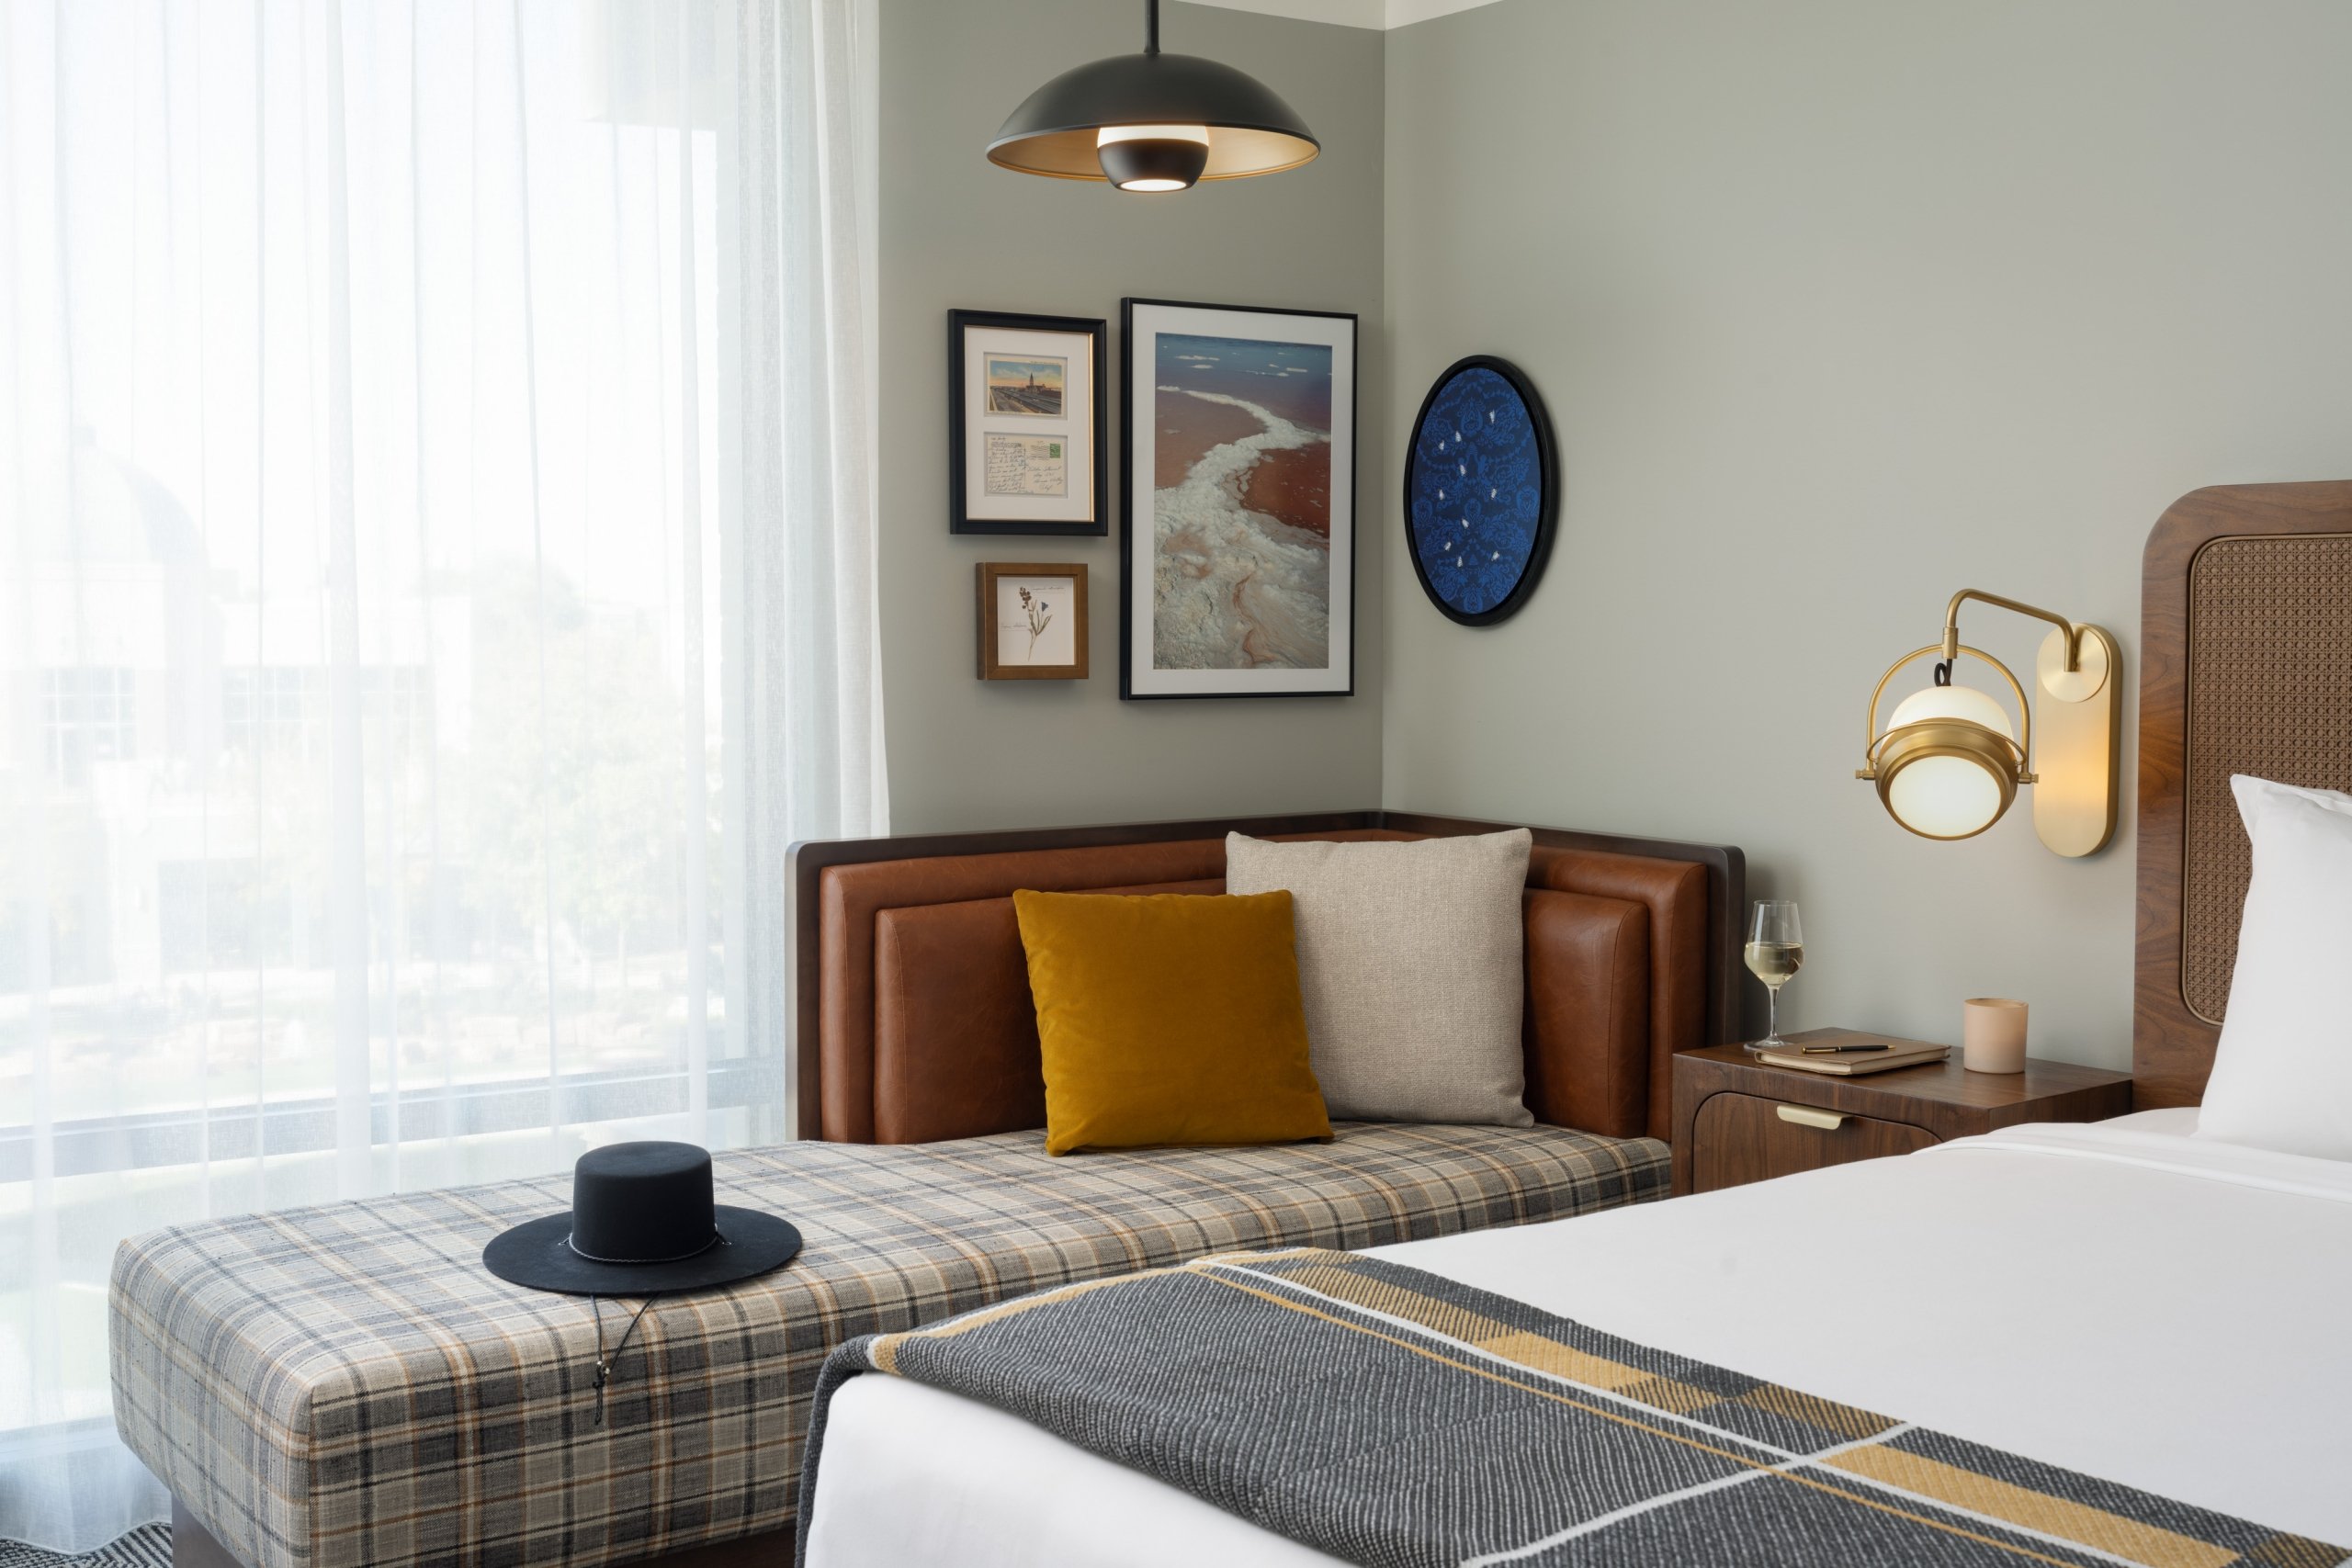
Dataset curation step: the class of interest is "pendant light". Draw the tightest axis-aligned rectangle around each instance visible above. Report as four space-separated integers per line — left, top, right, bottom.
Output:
988 0 1320 193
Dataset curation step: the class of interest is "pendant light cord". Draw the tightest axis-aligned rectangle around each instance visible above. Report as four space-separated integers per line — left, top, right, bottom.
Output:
1145 0 1159 55
589 1294 659 1426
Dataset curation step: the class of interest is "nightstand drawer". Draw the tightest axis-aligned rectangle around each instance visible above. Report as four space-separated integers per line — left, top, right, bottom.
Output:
1689 1090 1936 1194
1668 1032 2133 1198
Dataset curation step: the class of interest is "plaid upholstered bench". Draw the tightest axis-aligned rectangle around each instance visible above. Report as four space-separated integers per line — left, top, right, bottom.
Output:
111 1121 1667 1568
120 812 1740 1568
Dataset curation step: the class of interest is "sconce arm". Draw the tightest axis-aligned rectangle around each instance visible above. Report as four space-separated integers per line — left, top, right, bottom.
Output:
1942 589 2083 672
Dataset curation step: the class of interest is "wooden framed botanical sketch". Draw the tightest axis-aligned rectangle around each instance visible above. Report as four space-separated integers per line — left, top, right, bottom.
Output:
949 310 1106 536
978 562 1089 680
1119 298 1356 699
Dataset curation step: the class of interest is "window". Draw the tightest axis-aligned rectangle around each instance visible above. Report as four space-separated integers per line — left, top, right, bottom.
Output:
219 667 430 760
40 669 135 784
1 0 879 1547
220 668 321 757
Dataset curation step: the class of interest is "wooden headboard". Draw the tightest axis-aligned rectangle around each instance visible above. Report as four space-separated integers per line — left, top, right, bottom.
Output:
2134 481 2352 1106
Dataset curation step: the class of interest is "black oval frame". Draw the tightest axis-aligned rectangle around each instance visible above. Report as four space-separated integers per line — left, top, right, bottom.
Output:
1400 355 1559 628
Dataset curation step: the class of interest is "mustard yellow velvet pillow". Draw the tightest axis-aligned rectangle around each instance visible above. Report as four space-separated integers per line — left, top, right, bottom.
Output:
1012 889 1331 1156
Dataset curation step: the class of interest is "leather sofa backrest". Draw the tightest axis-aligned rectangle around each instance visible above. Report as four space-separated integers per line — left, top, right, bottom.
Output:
793 813 1743 1144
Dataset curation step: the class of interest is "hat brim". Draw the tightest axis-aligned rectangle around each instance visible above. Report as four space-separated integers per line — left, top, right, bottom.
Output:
482 1204 803 1297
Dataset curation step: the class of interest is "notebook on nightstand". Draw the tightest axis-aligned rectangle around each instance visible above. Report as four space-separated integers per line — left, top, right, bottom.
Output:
1752 1039 1951 1076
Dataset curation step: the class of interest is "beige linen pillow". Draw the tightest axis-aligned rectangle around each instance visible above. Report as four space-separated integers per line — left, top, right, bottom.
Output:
1226 829 1533 1125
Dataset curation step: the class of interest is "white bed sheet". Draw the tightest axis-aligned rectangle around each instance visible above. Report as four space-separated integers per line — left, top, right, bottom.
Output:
804 1111 2352 1565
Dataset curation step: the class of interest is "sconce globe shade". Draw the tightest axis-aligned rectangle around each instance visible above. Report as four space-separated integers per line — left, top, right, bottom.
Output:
1876 682 2019 840
1887 682 2014 739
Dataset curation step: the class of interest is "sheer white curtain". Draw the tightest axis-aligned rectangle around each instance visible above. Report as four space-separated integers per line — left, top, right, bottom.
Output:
0 0 883 1550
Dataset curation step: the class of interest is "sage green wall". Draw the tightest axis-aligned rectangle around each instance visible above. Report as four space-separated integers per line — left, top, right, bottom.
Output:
878 1 1385 833
878 0 2352 1067
1381 0 2352 1066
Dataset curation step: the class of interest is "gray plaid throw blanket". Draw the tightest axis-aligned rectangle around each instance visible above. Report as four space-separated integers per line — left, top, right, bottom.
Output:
109 1122 1662 1568
801 1247 2347 1568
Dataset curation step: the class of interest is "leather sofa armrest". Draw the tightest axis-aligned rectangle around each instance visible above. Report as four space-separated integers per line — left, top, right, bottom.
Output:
1522 889 1650 1138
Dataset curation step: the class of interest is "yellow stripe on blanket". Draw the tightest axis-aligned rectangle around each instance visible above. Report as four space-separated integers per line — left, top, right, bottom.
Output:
1249 1259 1732 1417
1735 1382 1900 1441
1826 1444 2239 1568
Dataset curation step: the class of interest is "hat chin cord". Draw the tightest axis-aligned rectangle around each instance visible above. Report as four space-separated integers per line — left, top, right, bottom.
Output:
589 1293 661 1426
572 1227 733 1423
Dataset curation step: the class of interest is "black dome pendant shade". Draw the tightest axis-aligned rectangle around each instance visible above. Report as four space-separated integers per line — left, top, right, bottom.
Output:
988 0 1318 192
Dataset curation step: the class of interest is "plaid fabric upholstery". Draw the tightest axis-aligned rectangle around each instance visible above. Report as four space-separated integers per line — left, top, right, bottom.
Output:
109 1122 1665 1568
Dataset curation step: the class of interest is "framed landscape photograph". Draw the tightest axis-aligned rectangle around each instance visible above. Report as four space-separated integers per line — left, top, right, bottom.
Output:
1119 299 1356 699
949 310 1106 536
978 562 1089 680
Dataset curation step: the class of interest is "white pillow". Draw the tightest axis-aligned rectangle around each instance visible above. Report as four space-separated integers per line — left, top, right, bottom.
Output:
1226 829 1533 1126
2195 775 2352 1159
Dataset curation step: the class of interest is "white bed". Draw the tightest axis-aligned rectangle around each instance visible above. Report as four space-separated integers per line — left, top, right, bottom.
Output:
803 1110 2352 1565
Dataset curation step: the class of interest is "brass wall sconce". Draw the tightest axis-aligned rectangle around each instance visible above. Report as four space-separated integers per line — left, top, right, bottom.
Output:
1858 590 2121 856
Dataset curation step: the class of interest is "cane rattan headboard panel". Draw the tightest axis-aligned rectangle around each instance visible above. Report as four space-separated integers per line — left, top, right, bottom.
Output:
2135 481 2352 1107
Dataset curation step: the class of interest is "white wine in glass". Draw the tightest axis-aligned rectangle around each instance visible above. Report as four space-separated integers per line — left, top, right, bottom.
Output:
1744 900 1804 1054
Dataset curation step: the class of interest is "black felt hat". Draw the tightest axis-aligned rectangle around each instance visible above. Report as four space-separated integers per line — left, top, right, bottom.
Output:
482 1141 801 1297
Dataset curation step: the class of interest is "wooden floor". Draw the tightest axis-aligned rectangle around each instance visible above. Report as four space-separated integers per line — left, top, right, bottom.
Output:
164 1506 234 1568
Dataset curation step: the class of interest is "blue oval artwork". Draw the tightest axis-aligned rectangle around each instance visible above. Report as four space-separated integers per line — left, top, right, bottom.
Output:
1404 358 1556 626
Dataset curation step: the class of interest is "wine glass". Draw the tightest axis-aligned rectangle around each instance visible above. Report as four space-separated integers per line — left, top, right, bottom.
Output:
1744 900 1804 1054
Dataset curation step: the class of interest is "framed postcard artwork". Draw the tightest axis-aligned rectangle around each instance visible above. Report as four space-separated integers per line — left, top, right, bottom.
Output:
949 310 1106 536
977 562 1089 680
1119 299 1357 699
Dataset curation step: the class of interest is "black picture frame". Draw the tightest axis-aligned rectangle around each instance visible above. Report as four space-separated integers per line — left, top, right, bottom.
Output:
1119 297 1359 701
948 309 1108 536
1401 354 1560 627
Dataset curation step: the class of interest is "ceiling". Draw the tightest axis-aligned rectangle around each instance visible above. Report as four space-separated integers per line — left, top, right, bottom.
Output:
1186 0 1507 30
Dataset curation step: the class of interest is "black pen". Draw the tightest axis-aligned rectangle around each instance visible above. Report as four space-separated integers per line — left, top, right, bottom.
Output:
1800 1043 1892 1055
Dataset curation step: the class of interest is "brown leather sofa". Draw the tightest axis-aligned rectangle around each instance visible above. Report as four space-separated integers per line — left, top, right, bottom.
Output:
792 811 1745 1145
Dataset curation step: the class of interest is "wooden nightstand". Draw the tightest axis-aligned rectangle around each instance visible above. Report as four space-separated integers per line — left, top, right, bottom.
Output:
1670 1028 2133 1196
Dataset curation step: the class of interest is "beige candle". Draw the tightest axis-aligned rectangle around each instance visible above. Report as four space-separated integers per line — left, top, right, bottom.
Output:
1962 998 2028 1074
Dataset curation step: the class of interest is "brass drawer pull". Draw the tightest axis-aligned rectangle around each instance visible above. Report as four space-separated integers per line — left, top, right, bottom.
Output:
1776 1104 1848 1131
